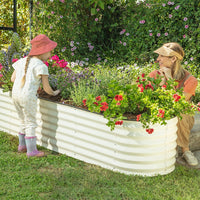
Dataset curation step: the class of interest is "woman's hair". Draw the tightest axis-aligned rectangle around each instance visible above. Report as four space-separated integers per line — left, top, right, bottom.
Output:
163 42 185 81
20 55 32 88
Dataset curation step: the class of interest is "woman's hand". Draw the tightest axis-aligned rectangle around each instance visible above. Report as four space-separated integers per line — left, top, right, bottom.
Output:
53 90 60 96
160 67 172 80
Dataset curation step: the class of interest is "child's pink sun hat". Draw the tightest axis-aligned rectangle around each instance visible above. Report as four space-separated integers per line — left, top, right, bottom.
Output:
29 34 57 56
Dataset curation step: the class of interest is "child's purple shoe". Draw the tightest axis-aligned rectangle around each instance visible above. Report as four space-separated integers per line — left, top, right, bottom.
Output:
18 145 27 153
26 149 45 158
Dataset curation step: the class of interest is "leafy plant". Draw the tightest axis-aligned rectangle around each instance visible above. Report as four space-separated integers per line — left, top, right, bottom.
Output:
84 70 199 133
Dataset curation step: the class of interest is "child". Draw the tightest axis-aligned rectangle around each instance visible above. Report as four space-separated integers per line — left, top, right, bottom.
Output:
11 34 60 157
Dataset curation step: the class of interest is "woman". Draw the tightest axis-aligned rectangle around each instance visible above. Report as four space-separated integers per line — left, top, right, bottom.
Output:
149 42 198 166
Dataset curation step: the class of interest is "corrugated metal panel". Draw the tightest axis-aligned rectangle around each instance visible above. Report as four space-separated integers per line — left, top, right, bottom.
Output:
0 88 179 176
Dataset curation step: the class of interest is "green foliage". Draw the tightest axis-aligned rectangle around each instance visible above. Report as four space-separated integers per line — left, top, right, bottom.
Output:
0 32 23 92
84 67 199 131
0 0 30 48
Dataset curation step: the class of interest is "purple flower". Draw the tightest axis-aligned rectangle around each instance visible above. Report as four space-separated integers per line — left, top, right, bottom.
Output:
175 5 180 10
123 42 127 46
183 17 188 21
190 57 194 61
162 3 166 6
185 25 189 29
126 33 130 36
139 20 145 24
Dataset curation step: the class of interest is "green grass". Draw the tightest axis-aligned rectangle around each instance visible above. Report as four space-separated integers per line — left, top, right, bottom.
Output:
0 131 200 200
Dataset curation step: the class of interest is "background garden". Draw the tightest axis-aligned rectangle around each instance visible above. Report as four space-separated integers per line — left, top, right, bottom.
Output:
1 0 200 199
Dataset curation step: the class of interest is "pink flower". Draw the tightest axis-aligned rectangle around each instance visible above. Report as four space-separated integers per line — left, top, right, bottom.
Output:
162 3 166 6
58 59 68 68
51 11 55 14
175 5 180 10
185 25 189 29
95 18 98 22
157 33 161 37
183 17 188 21
12 58 19 63
164 32 168 36
51 55 59 61
123 42 127 46
0 74 3 78
149 33 153 36
44 61 49 67
96 8 100 12
183 35 186 38
139 20 145 24
169 14 172 18
116 102 121 106
60 0 64 3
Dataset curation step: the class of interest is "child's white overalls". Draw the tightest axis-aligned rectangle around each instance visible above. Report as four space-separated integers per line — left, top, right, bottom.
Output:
12 57 49 137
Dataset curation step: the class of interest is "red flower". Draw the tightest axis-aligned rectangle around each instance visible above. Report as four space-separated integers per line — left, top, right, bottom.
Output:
141 73 145 78
197 102 200 107
162 85 167 89
115 95 123 101
157 109 165 118
157 70 161 75
115 120 123 125
93 102 98 106
136 114 141 121
198 107 200 112
138 84 144 92
146 128 154 134
96 96 101 101
100 102 108 111
82 99 87 106
145 84 154 91
116 102 121 106
173 94 181 102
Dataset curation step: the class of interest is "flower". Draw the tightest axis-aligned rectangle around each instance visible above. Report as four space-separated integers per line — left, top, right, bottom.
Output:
96 96 101 101
185 25 189 29
115 121 123 125
115 95 123 101
146 128 154 134
157 33 161 37
83 99 87 106
136 114 141 121
83 67 198 133
173 94 181 102
12 58 19 63
183 17 188 21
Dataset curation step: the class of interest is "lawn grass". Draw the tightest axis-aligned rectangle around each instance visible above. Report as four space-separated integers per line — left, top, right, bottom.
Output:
0 131 200 200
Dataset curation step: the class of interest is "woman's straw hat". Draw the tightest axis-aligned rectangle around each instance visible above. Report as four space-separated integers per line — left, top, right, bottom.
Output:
29 34 57 56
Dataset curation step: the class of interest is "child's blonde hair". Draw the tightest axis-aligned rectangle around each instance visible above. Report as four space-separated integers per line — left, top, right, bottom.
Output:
20 56 32 88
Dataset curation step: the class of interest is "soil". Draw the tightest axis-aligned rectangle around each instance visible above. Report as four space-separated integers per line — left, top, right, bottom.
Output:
38 90 137 120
